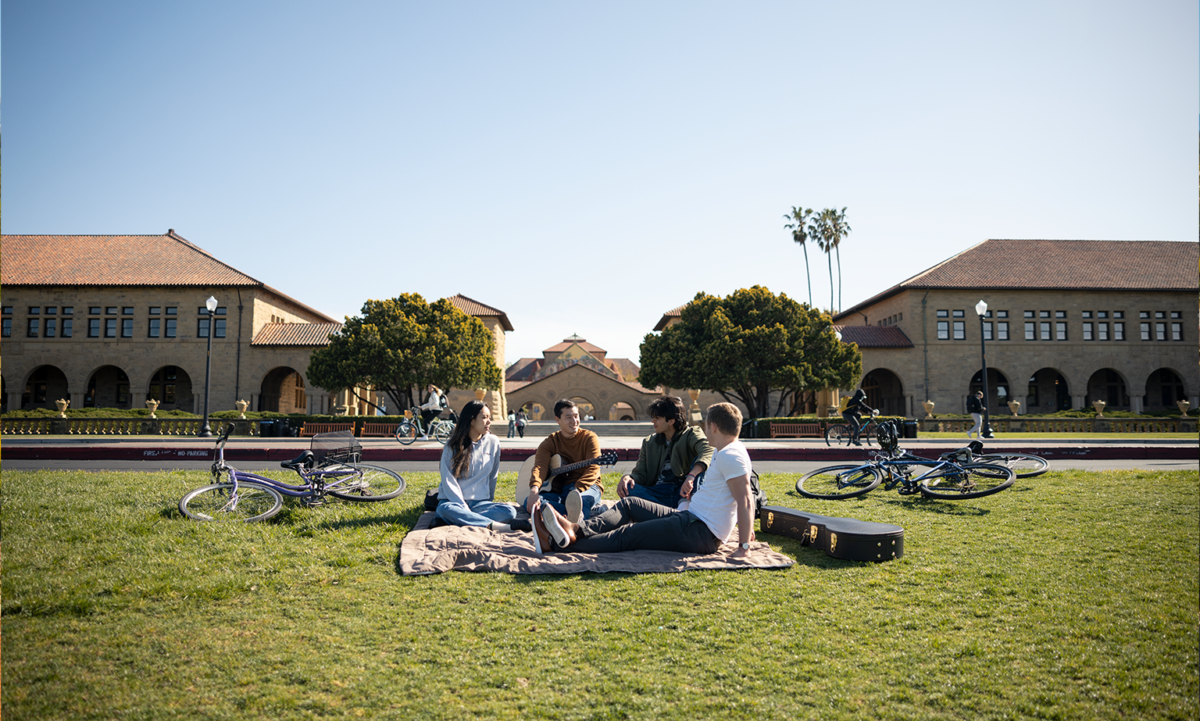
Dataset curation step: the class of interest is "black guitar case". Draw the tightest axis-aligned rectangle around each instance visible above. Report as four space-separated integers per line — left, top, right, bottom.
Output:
759 505 904 562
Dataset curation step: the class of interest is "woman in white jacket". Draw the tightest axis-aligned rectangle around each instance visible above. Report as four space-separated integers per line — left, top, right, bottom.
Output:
435 400 530 532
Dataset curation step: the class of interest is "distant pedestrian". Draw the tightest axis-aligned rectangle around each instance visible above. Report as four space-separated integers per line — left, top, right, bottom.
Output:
516 409 527 439
506 410 517 438
967 391 986 439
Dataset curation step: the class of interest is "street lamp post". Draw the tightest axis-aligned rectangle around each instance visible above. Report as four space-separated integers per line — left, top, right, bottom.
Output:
198 295 218 438
974 299 994 440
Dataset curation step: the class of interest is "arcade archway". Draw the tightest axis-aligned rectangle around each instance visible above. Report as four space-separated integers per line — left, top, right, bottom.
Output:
85 365 131 409
862 369 904 417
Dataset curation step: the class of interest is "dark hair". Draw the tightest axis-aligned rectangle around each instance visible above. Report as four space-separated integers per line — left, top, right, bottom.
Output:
705 402 742 436
554 399 577 418
648 396 687 434
447 400 487 478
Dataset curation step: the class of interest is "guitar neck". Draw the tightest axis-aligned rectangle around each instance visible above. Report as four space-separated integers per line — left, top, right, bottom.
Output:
548 456 603 477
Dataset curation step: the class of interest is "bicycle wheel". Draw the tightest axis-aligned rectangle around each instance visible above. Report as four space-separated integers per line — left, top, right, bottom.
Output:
328 463 406 502
434 420 454 444
395 421 417 446
861 422 877 447
180 481 283 522
919 462 1015 500
795 464 882 500
824 424 853 447
975 453 1049 478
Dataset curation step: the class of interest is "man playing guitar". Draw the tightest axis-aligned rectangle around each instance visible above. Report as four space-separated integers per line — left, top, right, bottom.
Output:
525 399 603 523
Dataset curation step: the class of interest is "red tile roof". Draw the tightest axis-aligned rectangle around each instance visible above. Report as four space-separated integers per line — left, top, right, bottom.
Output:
448 294 514 331
251 322 343 347
833 325 914 348
543 335 607 354
653 305 687 331
836 239 1199 320
2 231 337 322
505 358 542 381
2 231 261 286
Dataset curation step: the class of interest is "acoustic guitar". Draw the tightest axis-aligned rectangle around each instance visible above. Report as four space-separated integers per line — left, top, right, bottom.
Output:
515 450 619 505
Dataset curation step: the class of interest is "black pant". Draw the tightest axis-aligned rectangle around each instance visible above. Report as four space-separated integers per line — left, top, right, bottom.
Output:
842 410 862 439
569 497 720 555
421 410 440 430
516 423 525 438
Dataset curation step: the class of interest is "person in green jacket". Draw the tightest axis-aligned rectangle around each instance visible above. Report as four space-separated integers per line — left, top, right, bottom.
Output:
616 396 714 509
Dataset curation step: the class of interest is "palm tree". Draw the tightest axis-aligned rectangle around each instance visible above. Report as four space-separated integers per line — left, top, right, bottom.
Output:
783 206 815 307
813 207 851 313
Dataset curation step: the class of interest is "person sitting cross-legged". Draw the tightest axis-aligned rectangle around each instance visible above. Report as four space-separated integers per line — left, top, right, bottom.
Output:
616 395 714 511
530 402 756 560
435 400 531 533
525 399 603 523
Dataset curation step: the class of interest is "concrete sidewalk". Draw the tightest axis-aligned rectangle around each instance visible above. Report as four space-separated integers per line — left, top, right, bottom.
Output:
2 432 1196 463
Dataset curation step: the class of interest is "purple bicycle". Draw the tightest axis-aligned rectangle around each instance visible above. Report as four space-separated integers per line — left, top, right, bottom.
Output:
179 427 405 522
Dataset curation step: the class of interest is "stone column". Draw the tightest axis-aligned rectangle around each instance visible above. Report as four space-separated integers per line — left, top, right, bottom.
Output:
250 393 260 413
70 391 86 412
1071 394 1087 411
131 390 147 409
1130 395 1143 414
8 390 24 412
903 393 916 418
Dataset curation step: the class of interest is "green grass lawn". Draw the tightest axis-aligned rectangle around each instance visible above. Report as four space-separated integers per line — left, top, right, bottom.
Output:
2 467 1196 720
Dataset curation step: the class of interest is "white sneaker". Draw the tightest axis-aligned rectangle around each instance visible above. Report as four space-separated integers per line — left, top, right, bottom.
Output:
565 488 584 523
541 504 571 548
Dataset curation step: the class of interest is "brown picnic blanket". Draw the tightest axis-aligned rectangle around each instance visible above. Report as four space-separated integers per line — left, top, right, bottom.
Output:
399 511 795 576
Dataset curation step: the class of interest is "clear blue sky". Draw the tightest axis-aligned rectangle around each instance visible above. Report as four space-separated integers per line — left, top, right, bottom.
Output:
4 1 1196 366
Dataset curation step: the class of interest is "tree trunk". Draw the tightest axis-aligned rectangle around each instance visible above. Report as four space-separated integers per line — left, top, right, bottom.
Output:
803 244 813 307
835 245 842 313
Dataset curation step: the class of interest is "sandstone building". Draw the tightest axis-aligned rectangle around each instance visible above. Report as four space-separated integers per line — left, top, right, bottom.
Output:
830 239 1198 416
505 335 660 420
1 232 511 419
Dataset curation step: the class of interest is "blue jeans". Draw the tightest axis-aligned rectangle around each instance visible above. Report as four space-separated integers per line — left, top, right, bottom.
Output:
538 484 602 519
436 499 519 528
627 481 686 509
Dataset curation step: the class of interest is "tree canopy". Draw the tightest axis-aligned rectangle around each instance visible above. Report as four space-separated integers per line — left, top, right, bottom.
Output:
307 294 503 413
638 286 862 418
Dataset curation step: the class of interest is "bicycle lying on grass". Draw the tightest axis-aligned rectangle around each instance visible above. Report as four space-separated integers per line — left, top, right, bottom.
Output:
394 407 457 445
179 427 406 522
797 422 1016 500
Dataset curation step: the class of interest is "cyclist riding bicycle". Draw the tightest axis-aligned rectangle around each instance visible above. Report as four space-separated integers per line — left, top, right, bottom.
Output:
841 388 876 446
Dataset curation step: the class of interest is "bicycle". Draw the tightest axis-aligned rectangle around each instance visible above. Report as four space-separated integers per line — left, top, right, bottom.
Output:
395 407 457 446
824 409 881 447
946 440 1050 479
798 422 1015 500
179 427 406 522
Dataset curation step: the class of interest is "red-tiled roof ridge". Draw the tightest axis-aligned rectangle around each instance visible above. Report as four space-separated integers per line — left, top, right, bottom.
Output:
448 293 515 331
653 304 687 331
164 228 262 283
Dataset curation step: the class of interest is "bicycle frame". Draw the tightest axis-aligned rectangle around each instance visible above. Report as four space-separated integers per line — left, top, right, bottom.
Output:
211 430 366 500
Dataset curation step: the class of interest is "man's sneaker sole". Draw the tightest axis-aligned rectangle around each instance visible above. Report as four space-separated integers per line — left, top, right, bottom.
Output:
541 505 571 548
565 489 584 523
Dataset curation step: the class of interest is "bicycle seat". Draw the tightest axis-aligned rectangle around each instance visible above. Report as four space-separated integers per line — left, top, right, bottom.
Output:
281 450 315 470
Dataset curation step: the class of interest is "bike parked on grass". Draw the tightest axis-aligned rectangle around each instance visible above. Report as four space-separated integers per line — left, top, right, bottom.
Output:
394 407 457 445
798 422 1016 500
179 427 406 522
824 409 881 447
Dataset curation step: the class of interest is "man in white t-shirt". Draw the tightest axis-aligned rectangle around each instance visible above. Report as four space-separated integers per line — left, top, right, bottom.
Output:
531 402 756 559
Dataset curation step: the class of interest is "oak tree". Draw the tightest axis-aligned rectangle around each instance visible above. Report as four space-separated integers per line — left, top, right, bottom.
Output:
308 294 503 414
638 286 861 418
